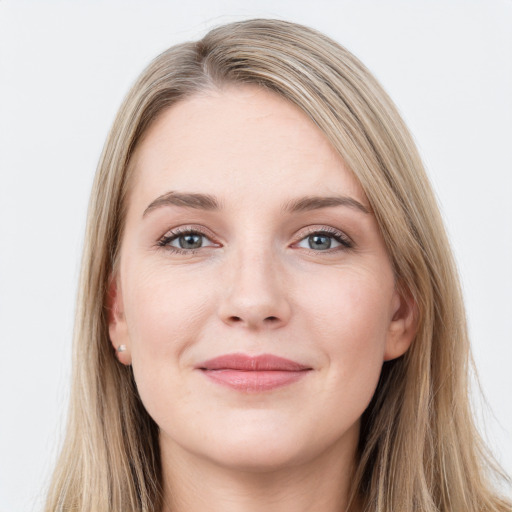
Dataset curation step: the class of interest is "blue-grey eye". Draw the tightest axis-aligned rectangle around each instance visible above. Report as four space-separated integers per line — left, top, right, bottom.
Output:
162 231 216 250
177 233 203 249
309 234 334 250
296 233 344 251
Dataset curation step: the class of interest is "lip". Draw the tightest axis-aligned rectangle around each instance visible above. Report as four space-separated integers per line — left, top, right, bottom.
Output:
195 353 313 392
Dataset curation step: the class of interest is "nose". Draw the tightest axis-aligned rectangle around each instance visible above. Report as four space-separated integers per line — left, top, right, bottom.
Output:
217 246 292 330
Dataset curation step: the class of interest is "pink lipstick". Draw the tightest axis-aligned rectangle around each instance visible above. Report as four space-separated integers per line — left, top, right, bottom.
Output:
196 353 312 392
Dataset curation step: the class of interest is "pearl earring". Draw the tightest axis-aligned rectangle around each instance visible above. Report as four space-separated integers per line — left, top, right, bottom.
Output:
117 345 127 353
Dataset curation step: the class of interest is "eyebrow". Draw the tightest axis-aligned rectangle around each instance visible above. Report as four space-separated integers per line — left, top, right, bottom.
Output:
282 195 370 214
143 191 370 217
143 191 221 216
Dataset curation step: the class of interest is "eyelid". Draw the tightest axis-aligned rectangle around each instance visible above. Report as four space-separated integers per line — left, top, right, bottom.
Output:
157 225 221 251
155 224 353 254
291 225 354 250
160 224 218 239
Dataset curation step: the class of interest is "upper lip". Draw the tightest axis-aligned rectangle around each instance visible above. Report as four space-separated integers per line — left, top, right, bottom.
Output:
196 353 312 371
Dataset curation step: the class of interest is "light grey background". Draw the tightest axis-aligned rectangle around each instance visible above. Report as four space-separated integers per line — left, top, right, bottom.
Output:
1 1 511 510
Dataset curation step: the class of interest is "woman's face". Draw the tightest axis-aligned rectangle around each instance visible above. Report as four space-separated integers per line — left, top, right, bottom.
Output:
110 85 415 471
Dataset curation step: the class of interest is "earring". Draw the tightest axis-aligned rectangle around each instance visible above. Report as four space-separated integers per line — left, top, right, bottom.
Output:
117 344 127 353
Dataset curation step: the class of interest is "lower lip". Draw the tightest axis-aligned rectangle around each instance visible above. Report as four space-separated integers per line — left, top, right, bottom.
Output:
201 369 311 392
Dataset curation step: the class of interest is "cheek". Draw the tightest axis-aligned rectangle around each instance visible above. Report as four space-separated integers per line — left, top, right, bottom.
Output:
124 263 213 351
299 268 393 400
302 267 393 348
122 263 216 410
120 249 395 452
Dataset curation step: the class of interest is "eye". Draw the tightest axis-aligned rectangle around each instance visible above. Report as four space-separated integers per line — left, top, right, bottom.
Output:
158 228 217 253
294 229 352 251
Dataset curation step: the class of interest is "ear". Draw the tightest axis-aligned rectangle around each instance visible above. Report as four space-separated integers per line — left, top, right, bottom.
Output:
384 285 418 361
106 275 132 365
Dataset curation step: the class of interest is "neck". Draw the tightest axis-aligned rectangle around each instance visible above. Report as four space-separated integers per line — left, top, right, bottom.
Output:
159 426 360 512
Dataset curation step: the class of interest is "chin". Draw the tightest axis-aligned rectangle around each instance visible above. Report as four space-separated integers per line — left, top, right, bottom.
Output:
186 415 357 474
205 436 314 473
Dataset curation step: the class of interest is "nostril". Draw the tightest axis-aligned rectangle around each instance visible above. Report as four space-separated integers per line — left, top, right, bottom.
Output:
223 314 284 327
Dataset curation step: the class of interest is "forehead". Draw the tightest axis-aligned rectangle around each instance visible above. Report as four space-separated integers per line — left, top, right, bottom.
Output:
128 84 367 211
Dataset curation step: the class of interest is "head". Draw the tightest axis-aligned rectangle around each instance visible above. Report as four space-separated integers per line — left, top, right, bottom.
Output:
49 18 497 512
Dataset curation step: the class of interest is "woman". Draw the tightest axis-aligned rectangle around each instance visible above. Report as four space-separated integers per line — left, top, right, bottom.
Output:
44 18 511 512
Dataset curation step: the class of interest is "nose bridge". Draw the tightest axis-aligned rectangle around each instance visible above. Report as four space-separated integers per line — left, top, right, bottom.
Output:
218 234 291 329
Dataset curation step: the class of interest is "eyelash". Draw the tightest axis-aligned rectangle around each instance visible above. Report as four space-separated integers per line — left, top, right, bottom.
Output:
297 226 353 252
157 226 217 255
157 225 354 255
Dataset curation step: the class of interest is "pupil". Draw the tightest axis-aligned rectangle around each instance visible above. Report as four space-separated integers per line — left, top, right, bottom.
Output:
309 234 331 250
179 234 202 249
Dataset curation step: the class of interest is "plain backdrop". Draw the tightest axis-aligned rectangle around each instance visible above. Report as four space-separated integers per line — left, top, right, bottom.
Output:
0 1 511 510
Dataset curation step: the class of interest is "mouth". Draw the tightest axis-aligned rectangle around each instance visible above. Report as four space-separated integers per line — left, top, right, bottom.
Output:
195 353 313 392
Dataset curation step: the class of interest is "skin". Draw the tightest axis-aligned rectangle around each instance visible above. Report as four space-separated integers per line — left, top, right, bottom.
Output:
109 85 417 512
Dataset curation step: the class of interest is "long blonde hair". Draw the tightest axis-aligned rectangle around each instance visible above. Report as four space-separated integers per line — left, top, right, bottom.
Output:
45 18 510 512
